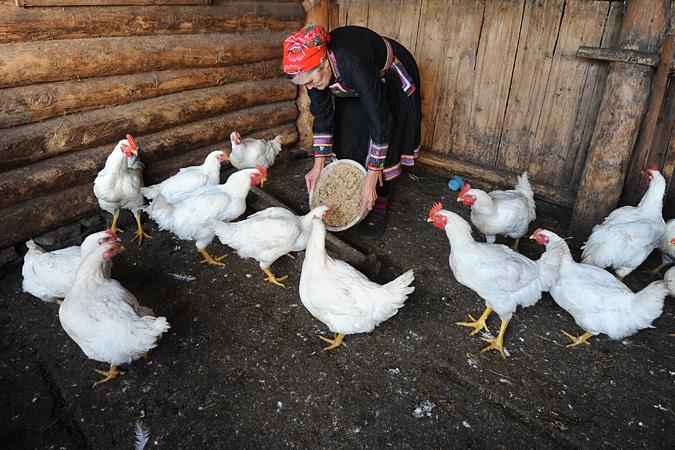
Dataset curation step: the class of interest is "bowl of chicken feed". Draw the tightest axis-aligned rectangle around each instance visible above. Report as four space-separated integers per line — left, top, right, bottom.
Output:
309 159 367 232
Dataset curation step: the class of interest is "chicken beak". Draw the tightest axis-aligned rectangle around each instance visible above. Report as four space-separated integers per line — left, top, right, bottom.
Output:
426 217 434 223
260 178 266 188
668 240 675 247
117 244 125 252
456 197 463 202
529 234 536 240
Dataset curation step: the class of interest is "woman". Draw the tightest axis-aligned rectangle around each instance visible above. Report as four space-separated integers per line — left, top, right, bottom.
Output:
283 25 421 239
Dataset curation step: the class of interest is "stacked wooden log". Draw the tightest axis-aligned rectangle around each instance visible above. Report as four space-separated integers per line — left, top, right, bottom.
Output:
0 0 304 248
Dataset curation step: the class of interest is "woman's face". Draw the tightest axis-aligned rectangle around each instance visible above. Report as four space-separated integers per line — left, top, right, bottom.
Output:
291 60 332 90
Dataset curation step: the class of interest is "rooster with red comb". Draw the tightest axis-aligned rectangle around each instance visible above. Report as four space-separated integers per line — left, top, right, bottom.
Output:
581 163 666 279
94 134 152 243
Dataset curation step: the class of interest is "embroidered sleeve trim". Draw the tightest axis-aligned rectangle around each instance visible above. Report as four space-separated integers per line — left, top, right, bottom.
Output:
366 140 388 170
313 134 334 158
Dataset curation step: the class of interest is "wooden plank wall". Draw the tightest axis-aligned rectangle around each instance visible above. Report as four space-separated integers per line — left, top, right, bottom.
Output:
335 0 626 209
0 0 304 248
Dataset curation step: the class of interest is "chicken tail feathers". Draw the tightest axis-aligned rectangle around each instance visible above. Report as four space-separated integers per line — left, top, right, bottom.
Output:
515 172 536 219
25 239 45 254
208 220 234 245
140 186 158 200
384 269 415 300
133 420 150 450
631 280 668 329
144 194 173 227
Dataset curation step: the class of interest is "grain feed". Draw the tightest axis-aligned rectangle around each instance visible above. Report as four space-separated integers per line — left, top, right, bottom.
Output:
312 163 364 228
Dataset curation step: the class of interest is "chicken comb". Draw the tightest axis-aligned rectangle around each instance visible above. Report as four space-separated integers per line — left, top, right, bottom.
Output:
646 162 659 171
256 164 268 178
459 183 472 196
125 133 137 149
428 202 443 219
532 228 543 236
104 228 118 238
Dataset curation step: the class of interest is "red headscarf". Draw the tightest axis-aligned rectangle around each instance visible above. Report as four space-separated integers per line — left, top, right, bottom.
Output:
283 25 329 75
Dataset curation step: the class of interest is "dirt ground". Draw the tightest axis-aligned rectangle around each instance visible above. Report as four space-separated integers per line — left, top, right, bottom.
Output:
1 150 674 449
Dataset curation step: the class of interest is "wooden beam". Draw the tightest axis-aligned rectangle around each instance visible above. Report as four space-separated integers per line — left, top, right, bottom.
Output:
0 31 289 88
0 184 99 249
576 46 660 67
417 153 576 208
0 102 298 209
0 124 298 249
622 33 675 205
0 60 284 129
570 0 668 238
0 78 297 170
0 2 303 43
16 0 211 5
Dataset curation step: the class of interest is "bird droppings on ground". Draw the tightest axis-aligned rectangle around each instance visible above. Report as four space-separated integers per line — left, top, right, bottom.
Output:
1 153 674 448
168 273 196 282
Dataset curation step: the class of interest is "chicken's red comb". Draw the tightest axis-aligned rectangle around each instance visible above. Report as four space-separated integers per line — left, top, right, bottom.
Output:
459 183 472 196
428 202 443 219
125 133 137 149
646 163 659 171
532 228 543 236
256 164 268 178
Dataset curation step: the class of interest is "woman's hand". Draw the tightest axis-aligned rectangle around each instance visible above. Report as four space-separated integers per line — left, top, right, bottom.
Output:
359 170 380 218
305 158 325 193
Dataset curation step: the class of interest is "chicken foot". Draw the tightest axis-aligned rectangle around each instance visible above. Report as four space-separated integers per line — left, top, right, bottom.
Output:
457 307 492 335
320 333 346 351
561 330 593 348
198 248 228 266
131 214 153 244
481 320 509 359
93 364 126 387
110 210 124 234
262 268 288 287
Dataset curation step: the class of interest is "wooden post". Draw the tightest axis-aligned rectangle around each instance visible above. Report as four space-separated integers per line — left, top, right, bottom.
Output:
569 0 667 239
295 0 330 155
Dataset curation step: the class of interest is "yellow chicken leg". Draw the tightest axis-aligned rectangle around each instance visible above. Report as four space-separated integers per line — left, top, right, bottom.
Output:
561 330 593 348
320 333 346 351
457 307 492 335
481 320 509 359
198 248 228 266
262 268 287 287
131 214 153 244
93 364 125 387
110 210 124 234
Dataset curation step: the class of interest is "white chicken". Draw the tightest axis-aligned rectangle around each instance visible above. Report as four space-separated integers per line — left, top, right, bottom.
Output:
93 134 152 243
145 165 267 265
141 150 227 203
427 203 553 359
581 164 666 279
210 205 330 287
299 215 415 351
227 131 283 170
646 219 675 276
22 229 118 304
59 239 170 386
531 228 669 347
456 172 536 251
665 267 675 296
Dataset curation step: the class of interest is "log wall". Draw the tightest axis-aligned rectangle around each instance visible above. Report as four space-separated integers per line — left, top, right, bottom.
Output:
0 0 304 248
334 0 673 226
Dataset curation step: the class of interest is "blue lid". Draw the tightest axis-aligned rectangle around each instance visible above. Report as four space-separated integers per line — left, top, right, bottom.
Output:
447 176 464 191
